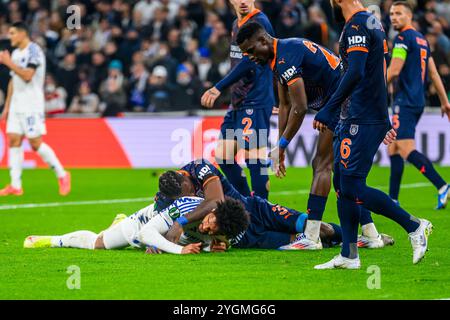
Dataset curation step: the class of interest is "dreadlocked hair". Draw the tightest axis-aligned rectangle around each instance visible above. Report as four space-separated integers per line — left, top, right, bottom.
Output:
214 197 250 239
236 21 264 46
159 171 184 199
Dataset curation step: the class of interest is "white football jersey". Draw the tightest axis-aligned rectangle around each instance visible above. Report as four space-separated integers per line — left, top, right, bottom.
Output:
10 42 46 112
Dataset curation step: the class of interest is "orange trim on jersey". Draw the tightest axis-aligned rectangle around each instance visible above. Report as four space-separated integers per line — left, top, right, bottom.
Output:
383 39 388 54
400 25 416 32
320 22 328 45
202 175 220 187
238 9 261 28
177 170 190 177
270 38 278 70
347 46 369 53
287 77 301 86
345 8 368 23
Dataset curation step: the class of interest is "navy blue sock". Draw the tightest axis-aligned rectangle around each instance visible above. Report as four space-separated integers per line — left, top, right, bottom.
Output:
389 154 404 200
329 222 343 245
407 150 446 190
307 194 328 221
341 175 420 234
218 162 251 197
359 207 373 226
337 197 360 258
246 159 269 199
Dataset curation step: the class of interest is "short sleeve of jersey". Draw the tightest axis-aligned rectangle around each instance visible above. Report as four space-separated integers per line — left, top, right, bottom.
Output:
393 34 409 52
27 44 42 68
345 22 371 54
193 162 219 187
276 42 304 86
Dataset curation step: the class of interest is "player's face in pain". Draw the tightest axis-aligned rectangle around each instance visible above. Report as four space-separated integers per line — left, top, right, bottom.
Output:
8 27 26 48
180 176 196 197
330 0 345 24
198 212 220 235
239 35 272 65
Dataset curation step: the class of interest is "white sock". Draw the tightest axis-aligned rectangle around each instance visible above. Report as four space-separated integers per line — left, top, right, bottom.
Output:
304 220 321 242
9 147 23 189
51 231 98 249
37 143 66 178
438 184 448 194
361 223 379 238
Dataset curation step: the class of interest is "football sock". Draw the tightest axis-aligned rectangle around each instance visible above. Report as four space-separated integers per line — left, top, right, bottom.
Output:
51 231 98 249
340 175 420 234
9 147 23 189
359 207 374 226
389 154 404 200
246 159 269 199
218 162 251 197
304 194 328 241
407 150 446 190
37 143 66 178
361 222 379 238
337 197 360 259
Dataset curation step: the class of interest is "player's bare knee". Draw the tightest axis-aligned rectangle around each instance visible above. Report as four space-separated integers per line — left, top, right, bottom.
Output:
8 134 22 147
94 235 106 249
28 138 42 151
312 155 332 177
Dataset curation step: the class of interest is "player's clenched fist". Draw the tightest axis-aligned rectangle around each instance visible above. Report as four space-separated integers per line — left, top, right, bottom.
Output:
383 128 397 145
201 87 221 108
210 239 227 252
181 243 202 254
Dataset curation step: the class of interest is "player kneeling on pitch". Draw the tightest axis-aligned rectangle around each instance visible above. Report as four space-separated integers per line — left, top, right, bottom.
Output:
23 196 250 254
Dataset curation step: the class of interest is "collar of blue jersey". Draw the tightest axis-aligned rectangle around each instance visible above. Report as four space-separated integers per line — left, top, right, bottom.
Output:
345 8 368 23
400 25 416 32
270 38 279 71
238 9 261 28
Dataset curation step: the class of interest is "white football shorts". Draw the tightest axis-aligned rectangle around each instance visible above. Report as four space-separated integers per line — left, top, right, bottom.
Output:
6 111 47 139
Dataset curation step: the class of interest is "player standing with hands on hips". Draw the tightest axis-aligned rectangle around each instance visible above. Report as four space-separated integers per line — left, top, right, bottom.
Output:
387 1 450 209
0 22 70 196
313 1 432 269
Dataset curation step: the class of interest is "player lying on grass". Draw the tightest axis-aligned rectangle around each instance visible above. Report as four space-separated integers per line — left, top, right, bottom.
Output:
24 196 250 254
157 167 393 249
160 158 393 249
235 21 387 250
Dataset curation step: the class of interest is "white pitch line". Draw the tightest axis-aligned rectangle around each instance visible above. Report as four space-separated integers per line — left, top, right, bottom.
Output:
0 182 432 211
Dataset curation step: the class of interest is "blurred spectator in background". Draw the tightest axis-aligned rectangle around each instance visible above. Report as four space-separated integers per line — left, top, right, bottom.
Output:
145 65 173 112
172 63 202 111
56 52 78 106
99 60 127 117
129 61 150 112
68 81 100 114
45 74 67 115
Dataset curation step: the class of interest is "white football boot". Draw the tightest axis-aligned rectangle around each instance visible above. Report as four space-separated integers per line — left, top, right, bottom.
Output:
278 233 323 250
409 219 433 264
314 254 361 270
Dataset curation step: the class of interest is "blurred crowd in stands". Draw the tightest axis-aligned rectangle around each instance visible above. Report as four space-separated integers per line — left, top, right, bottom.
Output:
0 0 449 116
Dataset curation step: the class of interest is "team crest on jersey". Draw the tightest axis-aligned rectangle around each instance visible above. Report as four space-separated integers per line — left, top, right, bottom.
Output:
168 206 180 219
394 105 400 114
246 109 254 115
350 124 359 136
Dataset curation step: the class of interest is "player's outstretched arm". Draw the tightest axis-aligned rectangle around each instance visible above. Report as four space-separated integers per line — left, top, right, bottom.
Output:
0 50 36 82
428 57 450 121
165 178 225 243
139 215 201 254
314 51 368 131
201 58 254 108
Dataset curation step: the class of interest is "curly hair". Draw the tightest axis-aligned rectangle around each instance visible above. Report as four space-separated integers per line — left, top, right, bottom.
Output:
214 197 250 239
158 171 184 199
236 21 265 46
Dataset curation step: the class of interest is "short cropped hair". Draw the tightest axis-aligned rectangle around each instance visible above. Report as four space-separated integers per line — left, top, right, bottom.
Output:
236 21 265 46
392 1 414 13
11 21 29 36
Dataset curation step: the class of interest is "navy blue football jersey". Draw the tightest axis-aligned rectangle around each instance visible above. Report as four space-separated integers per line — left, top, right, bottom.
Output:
271 38 341 111
229 9 275 110
392 26 430 107
338 10 389 124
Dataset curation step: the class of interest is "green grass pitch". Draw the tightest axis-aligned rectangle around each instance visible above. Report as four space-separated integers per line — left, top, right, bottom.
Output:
0 166 449 300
